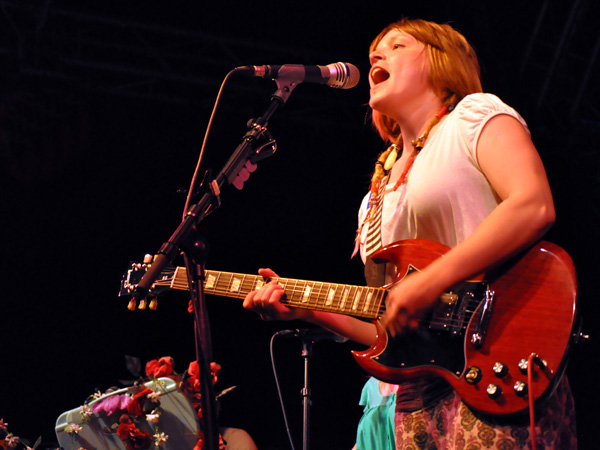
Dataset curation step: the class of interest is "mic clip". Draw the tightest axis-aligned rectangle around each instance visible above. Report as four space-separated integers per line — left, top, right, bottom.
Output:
276 328 348 344
232 121 278 190
244 120 277 163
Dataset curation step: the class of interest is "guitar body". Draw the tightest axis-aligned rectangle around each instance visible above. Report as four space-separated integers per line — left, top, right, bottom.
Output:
352 239 578 416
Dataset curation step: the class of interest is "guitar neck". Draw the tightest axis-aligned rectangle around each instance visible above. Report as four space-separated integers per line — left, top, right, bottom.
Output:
169 267 385 320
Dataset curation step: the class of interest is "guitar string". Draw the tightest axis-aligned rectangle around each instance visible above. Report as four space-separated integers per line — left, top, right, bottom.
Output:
161 269 481 325
158 274 480 330
158 268 479 321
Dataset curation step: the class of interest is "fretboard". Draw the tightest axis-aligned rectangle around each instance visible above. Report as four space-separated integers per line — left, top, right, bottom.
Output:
169 267 385 319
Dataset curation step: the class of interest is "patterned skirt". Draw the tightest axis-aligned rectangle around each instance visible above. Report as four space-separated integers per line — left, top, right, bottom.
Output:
394 377 577 450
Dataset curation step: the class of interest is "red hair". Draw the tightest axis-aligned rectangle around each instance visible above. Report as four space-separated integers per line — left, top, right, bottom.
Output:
370 18 482 143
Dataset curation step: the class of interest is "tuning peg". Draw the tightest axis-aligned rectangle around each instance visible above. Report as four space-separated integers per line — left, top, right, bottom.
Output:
143 254 153 264
138 299 147 310
149 298 158 310
127 299 137 311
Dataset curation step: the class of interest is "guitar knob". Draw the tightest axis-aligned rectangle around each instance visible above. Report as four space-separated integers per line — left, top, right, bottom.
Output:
465 366 482 385
492 362 508 378
513 380 528 397
486 384 503 399
518 358 528 374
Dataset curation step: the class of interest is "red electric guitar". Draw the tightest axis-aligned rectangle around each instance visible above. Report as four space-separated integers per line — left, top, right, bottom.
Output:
120 239 579 417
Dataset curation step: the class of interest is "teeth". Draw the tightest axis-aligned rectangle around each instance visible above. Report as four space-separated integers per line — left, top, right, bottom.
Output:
370 67 390 85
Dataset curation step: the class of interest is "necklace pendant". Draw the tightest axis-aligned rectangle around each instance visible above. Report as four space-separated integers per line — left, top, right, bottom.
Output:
411 136 425 151
383 144 398 171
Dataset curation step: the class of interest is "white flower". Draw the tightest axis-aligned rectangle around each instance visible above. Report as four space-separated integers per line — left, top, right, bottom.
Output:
153 432 168 446
65 423 83 435
5 434 19 448
147 391 162 403
146 411 161 423
80 405 94 419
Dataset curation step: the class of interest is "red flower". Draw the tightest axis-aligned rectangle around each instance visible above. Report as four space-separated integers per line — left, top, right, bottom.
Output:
132 387 153 401
186 361 221 387
145 356 174 378
127 387 153 417
116 415 152 450
193 431 226 450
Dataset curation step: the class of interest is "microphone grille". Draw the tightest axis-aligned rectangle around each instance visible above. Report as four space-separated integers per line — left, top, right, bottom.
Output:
328 62 360 89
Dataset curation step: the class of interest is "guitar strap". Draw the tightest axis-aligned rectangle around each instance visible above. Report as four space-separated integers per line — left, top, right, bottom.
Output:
363 175 388 288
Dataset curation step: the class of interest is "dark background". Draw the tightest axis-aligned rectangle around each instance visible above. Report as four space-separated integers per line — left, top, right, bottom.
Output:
0 1 598 449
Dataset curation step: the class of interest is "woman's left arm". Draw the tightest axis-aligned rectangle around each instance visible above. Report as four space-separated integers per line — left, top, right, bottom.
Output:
383 114 556 334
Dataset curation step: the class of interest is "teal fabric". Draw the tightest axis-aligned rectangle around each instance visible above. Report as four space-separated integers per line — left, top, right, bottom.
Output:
356 377 396 450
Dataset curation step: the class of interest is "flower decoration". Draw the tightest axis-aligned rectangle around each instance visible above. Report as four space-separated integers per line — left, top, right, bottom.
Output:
145 357 175 379
92 394 132 416
64 423 83 435
2 356 234 450
57 356 229 450
152 432 168 447
0 433 19 449
0 427 34 450
146 410 160 424
79 406 94 423
116 415 153 450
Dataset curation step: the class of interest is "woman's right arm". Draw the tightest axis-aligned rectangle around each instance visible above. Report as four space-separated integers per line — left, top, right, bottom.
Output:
242 268 378 346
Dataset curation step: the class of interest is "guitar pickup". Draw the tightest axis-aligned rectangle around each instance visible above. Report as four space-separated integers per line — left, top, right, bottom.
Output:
471 289 495 348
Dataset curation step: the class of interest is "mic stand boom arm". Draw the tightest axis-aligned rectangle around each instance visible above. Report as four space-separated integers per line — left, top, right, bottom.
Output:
133 74 297 298
132 77 297 450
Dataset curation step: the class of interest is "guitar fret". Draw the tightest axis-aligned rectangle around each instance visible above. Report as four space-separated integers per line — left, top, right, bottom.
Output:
352 287 363 311
171 267 182 289
205 273 216 290
212 272 222 293
290 279 300 302
302 283 311 303
224 273 237 294
334 285 343 311
347 286 356 312
230 276 241 293
278 278 287 293
326 286 336 306
339 286 350 312
239 274 251 294
315 282 325 307
223 273 234 294
363 290 373 313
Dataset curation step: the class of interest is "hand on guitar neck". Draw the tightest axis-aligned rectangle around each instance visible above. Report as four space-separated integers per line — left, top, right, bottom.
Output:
242 268 308 322
242 269 379 347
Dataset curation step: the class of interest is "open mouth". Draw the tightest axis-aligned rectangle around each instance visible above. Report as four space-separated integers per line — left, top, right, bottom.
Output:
370 67 390 85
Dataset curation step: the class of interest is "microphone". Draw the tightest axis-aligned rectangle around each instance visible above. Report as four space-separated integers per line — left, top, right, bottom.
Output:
236 62 360 89
276 328 348 343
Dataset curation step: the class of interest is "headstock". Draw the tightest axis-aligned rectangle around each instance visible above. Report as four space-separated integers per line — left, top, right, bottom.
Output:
119 255 176 310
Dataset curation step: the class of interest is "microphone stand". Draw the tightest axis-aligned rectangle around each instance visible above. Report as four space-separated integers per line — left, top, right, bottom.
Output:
301 338 314 450
132 76 299 450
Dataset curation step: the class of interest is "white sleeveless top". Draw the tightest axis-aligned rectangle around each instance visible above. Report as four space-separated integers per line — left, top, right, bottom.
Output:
358 93 528 263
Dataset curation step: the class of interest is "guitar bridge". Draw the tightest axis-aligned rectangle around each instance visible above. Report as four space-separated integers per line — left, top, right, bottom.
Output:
430 281 489 337
471 289 495 348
